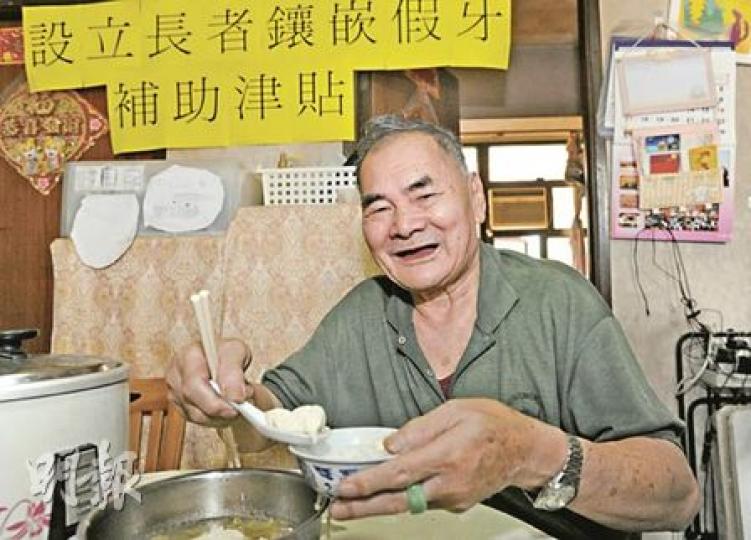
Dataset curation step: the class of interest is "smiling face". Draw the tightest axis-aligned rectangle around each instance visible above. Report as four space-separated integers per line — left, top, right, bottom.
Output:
359 132 486 296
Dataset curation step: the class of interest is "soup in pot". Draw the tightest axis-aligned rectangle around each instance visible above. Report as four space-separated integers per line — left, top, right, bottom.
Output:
149 515 294 540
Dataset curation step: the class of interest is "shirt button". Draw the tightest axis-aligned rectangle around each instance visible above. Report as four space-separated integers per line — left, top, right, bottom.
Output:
397 336 406 345
426 369 434 377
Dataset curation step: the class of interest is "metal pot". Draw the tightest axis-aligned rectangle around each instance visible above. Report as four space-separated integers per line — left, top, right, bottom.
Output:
0 329 129 540
77 469 329 540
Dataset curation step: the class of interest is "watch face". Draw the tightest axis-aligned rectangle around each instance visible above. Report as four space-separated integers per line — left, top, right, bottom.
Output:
535 484 577 511
552 485 576 508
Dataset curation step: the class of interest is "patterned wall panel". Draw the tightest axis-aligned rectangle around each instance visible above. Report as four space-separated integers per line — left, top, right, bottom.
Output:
50 204 379 469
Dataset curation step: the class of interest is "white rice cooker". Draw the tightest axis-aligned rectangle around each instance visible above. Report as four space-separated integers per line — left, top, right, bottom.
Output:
0 329 129 540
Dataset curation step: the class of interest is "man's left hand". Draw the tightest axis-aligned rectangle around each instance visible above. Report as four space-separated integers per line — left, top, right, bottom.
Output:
330 398 567 520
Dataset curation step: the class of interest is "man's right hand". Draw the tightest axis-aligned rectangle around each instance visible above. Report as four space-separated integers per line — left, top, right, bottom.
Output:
166 338 251 427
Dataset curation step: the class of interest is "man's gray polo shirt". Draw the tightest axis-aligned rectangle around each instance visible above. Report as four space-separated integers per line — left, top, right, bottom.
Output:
263 243 682 444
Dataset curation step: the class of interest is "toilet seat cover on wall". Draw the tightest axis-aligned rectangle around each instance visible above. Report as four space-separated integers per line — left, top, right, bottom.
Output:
143 165 224 233
70 193 140 269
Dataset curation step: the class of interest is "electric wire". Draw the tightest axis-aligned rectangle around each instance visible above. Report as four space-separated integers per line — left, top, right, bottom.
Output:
631 221 727 397
631 221 720 336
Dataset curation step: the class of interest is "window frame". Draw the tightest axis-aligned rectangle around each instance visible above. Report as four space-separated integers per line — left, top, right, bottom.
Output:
460 116 589 274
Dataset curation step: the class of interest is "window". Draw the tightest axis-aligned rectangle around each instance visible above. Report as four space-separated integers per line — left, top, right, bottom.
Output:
461 117 588 275
489 144 568 182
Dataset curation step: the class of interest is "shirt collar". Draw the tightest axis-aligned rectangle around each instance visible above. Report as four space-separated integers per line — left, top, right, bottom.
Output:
385 242 519 334
476 242 519 334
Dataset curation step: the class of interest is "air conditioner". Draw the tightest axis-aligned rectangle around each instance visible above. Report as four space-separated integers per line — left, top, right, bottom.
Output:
487 187 549 231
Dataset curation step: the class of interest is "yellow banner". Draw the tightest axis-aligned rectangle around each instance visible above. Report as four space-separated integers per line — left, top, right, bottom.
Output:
24 0 511 152
23 4 86 91
107 64 355 152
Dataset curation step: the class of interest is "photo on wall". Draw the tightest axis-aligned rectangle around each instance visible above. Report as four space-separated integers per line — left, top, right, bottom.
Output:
669 0 751 64
610 142 734 242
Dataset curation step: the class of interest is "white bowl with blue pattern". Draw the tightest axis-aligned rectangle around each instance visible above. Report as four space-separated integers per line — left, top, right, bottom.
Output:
289 427 397 497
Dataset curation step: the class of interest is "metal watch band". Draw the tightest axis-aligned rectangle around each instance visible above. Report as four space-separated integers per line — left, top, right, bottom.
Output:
559 435 583 486
532 434 584 511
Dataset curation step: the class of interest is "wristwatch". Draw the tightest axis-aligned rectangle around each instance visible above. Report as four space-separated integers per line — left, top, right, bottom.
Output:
532 435 584 511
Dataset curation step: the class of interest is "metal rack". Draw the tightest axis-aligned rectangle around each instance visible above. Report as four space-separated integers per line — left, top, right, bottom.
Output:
676 331 751 540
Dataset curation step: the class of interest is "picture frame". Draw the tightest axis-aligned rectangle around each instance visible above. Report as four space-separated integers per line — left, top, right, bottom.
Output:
616 48 715 115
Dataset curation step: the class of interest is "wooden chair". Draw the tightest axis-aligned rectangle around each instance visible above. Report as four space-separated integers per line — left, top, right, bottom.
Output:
129 377 186 473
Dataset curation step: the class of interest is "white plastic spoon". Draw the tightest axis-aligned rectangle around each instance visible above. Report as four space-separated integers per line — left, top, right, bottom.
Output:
209 380 329 446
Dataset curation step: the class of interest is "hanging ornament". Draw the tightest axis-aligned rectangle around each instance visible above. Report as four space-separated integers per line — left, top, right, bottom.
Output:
0 27 23 65
0 81 108 195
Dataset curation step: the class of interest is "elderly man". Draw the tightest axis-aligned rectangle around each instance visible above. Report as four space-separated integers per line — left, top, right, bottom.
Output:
167 115 699 537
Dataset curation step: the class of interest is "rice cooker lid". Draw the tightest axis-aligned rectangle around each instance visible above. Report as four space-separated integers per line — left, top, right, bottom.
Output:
0 328 129 402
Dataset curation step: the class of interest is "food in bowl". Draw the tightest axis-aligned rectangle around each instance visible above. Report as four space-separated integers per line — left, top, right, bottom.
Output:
289 426 397 497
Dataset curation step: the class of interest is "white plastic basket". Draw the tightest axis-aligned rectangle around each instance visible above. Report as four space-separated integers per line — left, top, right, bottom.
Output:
260 166 357 206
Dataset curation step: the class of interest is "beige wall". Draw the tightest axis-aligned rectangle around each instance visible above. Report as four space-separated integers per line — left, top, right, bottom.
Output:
601 0 751 409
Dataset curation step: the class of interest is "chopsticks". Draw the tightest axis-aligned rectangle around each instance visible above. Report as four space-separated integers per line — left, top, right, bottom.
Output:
190 289 242 469
190 290 221 379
